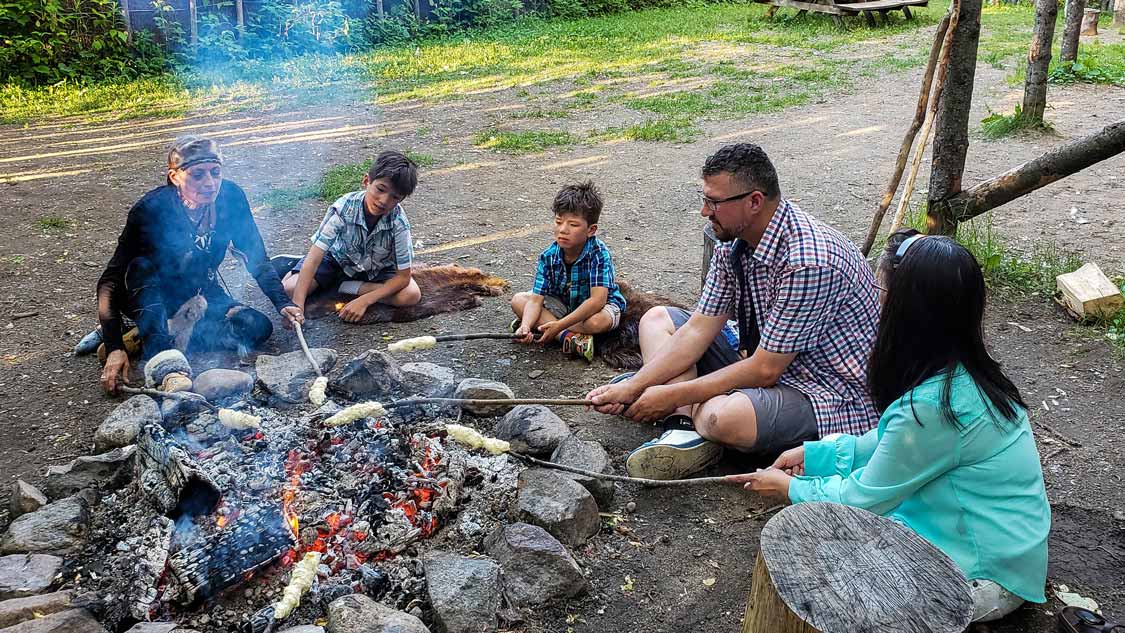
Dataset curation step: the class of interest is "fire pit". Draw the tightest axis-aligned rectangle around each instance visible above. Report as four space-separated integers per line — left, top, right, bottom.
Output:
65 373 519 632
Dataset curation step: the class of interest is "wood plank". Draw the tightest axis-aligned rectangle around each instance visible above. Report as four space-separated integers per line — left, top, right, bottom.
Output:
764 0 847 15
836 0 927 11
1056 262 1124 320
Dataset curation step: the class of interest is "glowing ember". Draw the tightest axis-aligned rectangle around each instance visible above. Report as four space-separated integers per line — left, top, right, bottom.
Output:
334 302 345 311
215 515 229 529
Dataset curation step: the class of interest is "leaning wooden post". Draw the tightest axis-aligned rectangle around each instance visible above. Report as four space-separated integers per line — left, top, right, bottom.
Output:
188 0 199 45
741 503 972 633
701 223 717 291
1060 0 1085 62
1022 0 1059 124
925 0 984 235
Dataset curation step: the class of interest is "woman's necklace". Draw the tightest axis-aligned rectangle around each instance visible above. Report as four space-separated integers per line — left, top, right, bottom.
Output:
178 191 216 251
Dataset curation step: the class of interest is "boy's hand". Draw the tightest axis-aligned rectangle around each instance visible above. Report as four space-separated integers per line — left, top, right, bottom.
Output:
338 297 371 323
280 306 304 330
514 324 535 344
536 320 565 345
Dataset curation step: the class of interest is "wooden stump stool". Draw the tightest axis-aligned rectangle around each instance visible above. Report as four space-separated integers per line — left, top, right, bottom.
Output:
742 502 972 633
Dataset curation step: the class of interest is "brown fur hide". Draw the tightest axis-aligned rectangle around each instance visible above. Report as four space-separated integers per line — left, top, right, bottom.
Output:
304 263 509 324
594 282 688 370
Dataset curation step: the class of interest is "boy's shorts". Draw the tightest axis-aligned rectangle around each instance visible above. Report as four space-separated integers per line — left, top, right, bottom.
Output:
666 306 819 457
543 296 621 331
292 254 396 293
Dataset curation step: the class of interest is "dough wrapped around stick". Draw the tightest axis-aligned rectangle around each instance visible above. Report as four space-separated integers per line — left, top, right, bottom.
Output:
445 424 511 455
217 408 261 430
273 551 321 619
324 401 387 427
308 376 328 406
387 336 437 353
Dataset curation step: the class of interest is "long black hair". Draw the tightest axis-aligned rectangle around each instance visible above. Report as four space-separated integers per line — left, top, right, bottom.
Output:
868 229 1027 424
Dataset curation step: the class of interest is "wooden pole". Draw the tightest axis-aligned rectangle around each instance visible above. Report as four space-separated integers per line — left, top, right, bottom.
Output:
188 0 198 45
118 0 132 40
933 118 1125 223
1060 0 1085 62
377 0 385 19
235 0 245 33
293 323 323 377
1022 0 1059 123
861 12 951 255
1115 0 1125 28
924 0 984 235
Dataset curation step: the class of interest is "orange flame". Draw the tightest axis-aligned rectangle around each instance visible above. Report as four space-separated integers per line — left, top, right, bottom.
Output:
334 302 345 311
215 515 229 529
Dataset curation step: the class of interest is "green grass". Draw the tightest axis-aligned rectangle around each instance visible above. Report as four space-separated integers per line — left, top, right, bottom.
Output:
590 117 700 143
35 217 72 231
263 150 438 210
979 106 1053 139
1048 43 1125 87
472 129 576 153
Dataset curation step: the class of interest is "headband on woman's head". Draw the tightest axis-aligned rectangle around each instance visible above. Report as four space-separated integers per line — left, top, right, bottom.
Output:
892 234 926 269
168 136 223 172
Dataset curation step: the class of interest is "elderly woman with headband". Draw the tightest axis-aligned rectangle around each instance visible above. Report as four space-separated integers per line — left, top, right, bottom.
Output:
93 136 303 394
735 229 1050 624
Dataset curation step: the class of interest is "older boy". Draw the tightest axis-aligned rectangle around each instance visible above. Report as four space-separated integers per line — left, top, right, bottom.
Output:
510 181 627 361
280 151 422 323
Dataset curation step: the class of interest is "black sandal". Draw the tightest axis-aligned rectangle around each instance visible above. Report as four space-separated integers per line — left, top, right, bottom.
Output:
1059 607 1125 633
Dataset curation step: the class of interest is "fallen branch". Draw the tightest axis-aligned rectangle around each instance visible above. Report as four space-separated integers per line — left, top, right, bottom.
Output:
862 12 951 256
11 311 38 320
388 332 519 353
1034 420 1084 448
510 452 748 487
388 397 593 409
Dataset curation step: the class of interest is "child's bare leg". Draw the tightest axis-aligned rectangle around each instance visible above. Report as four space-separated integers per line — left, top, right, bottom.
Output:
281 271 317 298
355 278 422 306
510 292 560 329
567 310 614 336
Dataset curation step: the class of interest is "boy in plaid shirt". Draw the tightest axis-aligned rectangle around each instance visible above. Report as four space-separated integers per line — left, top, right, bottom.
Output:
279 151 422 323
510 182 626 361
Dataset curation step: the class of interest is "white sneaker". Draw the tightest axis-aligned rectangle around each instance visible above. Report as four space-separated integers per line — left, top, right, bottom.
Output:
626 422 722 480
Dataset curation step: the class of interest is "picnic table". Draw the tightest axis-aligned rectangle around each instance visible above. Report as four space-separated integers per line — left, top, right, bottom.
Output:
755 0 928 27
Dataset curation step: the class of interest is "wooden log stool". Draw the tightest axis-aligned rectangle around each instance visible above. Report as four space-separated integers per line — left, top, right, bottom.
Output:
743 502 973 633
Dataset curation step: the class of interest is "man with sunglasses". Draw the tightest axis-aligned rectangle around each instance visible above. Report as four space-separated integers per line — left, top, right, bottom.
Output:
92 136 301 394
587 143 880 479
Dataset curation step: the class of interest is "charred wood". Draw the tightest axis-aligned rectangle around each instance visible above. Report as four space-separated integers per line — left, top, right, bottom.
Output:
136 424 222 519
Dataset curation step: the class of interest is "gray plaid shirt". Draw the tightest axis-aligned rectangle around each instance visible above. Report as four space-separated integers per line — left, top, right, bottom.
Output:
311 191 414 279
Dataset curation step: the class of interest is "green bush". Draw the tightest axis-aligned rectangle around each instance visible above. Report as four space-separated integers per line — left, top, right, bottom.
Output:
0 0 167 83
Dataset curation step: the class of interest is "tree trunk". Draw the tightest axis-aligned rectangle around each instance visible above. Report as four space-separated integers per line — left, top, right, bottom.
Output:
743 552 820 633
118 0 132 39
1115 0 1125 28
1060 0 1085 62
933 118 1125 223
377 0 385 19
1022 0 1059 123
925 0 984 235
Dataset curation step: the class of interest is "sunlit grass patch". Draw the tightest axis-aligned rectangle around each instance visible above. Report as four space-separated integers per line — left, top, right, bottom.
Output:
472 129 576 153
980 106 1054 139
590 117 700 143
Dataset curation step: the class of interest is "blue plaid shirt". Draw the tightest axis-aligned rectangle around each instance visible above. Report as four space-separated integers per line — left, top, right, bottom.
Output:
533 236 627 314
697 199 880 437
311 191 413 280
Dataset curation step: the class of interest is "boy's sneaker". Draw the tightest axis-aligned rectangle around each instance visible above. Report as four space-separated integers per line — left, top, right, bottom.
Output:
626 414 722 480
508 317 520 334
560 331 595 362
270 254 302 278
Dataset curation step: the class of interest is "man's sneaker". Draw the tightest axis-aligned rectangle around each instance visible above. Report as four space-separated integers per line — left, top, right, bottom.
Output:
270 254 302 278
626 415 722 480
560 332 595 361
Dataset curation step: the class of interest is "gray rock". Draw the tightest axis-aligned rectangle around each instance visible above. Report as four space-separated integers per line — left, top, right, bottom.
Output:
277 627 325 633
0 608 105 632
513 469 599 547
330 350 406 401
550 436 615 509
423 551 501 633
401 362 458 396
256 348 337 404
94 396 160 452
0 590 73 627
453 380 515 417
160 394 211 430
484 523 587 606
192 369 254 402
327 594 429 633
0 498 88 555
42 446 136 499
0 555 63 599
123 623 179 633
8 481 46 520
494 406 570 456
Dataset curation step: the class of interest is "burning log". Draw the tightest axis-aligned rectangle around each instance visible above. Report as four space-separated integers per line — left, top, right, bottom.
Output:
128 516 175 621
387 332 519 353
432 453 465 519
136 424 221 518
168 506 296 604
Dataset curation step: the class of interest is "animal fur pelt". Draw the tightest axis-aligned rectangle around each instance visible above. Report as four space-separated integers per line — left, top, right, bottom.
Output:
304 263 509 324
594 282 688 370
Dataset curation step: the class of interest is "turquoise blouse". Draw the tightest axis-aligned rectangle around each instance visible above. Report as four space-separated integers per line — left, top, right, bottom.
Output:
788 368 1050 603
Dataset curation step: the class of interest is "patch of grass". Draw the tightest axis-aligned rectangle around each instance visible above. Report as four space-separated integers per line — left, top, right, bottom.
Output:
261 185 319 211
509 106 572 119
980 106 1053 139
35 216 72 231
1049 45 1125 87
472 129 576 153
591 117 700 143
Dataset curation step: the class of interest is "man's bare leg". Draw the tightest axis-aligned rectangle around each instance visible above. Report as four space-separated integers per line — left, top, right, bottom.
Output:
695 392 759 451
637 306 698 417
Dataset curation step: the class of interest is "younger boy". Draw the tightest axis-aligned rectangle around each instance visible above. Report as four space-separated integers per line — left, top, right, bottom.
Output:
280 151 422 323
510 181 626 361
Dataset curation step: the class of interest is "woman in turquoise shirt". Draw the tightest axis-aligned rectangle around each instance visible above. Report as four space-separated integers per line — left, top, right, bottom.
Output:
738 230 1050 623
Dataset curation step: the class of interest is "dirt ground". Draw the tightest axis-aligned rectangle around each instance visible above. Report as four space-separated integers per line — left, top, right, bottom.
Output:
1 22 1124 632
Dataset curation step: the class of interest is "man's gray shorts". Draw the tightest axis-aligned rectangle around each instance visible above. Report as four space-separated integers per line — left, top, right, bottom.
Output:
666 307 819 457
